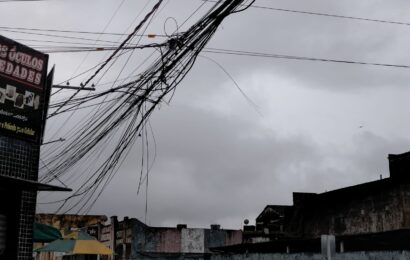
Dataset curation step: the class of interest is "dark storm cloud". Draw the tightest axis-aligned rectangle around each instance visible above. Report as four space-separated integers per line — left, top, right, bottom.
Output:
90 95 410 228
92 102 322 227
199 0 410 92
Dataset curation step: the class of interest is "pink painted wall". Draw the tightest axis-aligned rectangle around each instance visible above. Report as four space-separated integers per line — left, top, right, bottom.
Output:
225 230 243 246
156 228 182 253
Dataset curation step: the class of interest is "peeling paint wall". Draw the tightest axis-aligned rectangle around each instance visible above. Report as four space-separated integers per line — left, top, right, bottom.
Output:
181 229 205 253
206 229 225 251
130 220 146 259
132 227 182 253
287 185 405 237
253 153 410 241
156 228 181 253
100 225 112 248
225 230 243 246
119 219 242 258
401 184 410 227
204 229 243 251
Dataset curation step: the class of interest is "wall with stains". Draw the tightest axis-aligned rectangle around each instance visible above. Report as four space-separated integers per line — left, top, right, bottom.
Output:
206 229 225 250
181 228 205 253
401 184 410 227
205 229 243 251
125 218 242 258
251 152 410 241
156 228 182 253
225 230 243 246
287 184 405 238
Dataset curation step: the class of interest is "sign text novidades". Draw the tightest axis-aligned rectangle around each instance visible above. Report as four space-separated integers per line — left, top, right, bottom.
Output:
0 43 45 87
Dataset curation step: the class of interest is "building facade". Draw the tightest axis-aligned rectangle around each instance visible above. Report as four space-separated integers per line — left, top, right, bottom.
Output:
97 216 242 259
0 35 70 259
245 151 410 242
35 214 243 260
36 214 107 237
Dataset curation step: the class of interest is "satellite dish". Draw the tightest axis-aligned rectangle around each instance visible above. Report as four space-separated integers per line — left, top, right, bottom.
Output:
244 219 249 225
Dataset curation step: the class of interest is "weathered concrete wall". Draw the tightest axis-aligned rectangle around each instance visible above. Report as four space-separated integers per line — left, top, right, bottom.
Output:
288 185 405 237
181 228 205 253
206 229 225 251
100 224 112 249
135 225 158 252
401 184 410 227
212 251 410 260
156 228 181 253
340 186 403 234
225 230 243 246
205 229 243 251
130 220 183 257
130 220 145 259
36 214 107 235
126 219 241 258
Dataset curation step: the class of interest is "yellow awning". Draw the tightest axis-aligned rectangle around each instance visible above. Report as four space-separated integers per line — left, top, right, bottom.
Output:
72 240 113 255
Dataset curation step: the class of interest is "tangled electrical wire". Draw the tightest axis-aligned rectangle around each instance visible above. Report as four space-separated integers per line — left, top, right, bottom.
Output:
39 0 255 214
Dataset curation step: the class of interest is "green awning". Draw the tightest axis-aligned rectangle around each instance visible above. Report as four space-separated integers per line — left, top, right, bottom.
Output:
33 222 62 243
35 239 75 252
35 231 113 255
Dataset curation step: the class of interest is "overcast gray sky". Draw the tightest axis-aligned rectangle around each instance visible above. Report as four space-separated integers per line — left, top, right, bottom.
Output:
2 0 410 229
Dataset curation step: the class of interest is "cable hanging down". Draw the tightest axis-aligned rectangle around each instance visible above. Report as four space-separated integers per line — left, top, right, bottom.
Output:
40 0 255 214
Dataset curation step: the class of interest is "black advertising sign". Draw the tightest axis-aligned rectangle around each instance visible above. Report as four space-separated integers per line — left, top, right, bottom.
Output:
0 35 49 143
40 66 54 144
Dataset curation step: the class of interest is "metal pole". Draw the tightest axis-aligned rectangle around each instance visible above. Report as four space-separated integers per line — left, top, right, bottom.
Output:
53 85 96 91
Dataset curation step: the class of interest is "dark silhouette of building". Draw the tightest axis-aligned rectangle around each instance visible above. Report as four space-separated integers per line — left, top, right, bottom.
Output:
244 151 410 244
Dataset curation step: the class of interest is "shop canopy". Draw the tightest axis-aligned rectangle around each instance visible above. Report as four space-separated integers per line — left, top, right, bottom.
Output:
33 223 62 243
35 231 112 255
0 175 71 191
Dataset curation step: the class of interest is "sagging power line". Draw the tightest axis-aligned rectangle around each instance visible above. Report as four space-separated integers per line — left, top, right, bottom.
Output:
200 0 410 27
26 42 410 70
39 0 256 214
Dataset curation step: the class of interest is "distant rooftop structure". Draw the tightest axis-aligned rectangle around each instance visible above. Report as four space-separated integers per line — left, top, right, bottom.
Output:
100 216 242 259
35 214 242 259
36 214 107 236
245 150 410 243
